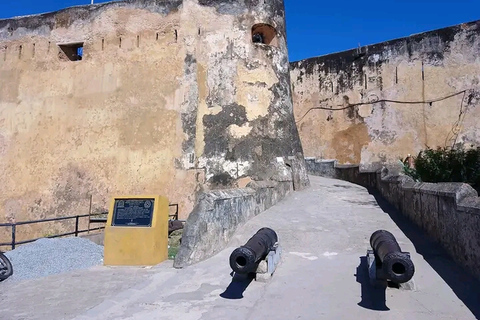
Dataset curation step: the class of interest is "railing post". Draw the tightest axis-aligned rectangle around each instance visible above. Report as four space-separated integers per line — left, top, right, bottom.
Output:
11 224 16 250
75 216 79 237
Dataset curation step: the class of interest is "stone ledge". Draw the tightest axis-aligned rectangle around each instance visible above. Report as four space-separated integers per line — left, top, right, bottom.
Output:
173 180 292 269
458 197 480 215
409 182 477 200
204 188 256 202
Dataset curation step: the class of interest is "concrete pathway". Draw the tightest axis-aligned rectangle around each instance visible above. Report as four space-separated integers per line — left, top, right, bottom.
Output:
1 176 479 320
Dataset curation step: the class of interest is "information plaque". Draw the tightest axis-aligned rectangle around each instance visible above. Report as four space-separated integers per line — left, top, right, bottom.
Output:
104 195 169 266
112 198 155 227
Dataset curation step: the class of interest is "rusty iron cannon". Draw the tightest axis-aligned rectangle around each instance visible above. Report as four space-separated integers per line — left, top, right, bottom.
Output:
229 228 278 275
369 230 415 284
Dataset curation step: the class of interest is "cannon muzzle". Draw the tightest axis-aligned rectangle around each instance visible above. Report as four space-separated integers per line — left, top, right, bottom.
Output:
230 228 278 274
370 230 415 284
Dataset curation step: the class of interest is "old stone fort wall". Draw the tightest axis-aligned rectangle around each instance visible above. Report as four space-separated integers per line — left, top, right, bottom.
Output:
291 20 480 170
0 0 308 242
0 0 479 244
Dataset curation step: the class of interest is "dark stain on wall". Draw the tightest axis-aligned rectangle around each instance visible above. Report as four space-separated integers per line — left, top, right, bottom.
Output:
269 80 305 156
203 103 248 159
209 172 234 187
181 54 198 154
201 75 307 187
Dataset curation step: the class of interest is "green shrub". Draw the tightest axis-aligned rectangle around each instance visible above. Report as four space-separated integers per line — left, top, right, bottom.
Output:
404 146 480 191
168 246 179 260
400 160 420 181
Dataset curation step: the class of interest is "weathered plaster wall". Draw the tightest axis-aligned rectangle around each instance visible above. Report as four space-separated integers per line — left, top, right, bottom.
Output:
305 159 480 280
0 1 188 243
0 0 308 243
185 0 308 190
291 21 480 170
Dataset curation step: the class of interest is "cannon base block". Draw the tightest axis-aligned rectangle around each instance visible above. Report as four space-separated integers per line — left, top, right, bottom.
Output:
255 243 282 283
366 250 416 290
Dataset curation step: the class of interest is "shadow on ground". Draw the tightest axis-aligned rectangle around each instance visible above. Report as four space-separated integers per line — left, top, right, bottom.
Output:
355 256 390 311
368 188 480 318
220 272 254 300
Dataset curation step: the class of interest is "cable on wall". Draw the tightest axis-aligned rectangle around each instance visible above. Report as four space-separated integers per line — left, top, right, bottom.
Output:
296 89 477 148
295 90 469 124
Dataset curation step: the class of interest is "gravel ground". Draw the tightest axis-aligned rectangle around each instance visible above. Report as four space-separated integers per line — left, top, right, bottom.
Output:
3 237 103 282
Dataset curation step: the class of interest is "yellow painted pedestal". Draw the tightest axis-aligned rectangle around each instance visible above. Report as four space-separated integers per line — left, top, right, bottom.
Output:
104 195 169 266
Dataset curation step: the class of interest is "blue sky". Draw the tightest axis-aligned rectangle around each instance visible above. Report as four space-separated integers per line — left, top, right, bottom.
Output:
1 0 479 62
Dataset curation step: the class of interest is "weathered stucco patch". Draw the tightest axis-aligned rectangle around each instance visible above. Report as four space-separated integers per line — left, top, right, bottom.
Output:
236 63 278 121
228 123 252 138
236 176 253 188
357 104 373 118
332 123 370 164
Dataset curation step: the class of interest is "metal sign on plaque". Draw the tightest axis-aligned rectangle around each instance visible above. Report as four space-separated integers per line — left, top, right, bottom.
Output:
112 199 155 227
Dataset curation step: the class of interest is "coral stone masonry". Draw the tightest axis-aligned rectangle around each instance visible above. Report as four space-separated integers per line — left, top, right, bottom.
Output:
0 0 309 242
291 20 480 170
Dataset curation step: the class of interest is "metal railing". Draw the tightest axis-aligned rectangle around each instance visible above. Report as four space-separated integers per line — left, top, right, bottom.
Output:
0 203 181 250
0 213 106 250
169 204 179 220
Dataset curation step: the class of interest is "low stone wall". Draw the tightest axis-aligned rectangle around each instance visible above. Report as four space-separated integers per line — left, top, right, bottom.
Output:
304 158 337 178
173 180 292 268
305 158 378 188
305 158 480 280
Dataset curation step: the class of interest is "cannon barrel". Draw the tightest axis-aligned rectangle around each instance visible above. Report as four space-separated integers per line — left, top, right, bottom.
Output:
370 230 415 283
229 228 278 274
